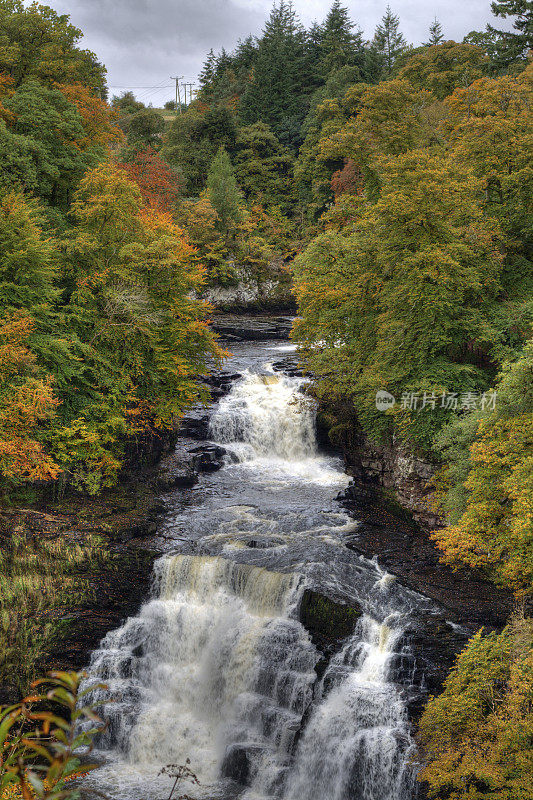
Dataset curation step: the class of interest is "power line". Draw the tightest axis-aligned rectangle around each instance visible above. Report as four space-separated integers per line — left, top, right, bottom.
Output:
108 84 174 89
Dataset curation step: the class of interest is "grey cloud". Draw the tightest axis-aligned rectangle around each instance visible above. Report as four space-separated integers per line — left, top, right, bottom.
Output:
27 0 506 105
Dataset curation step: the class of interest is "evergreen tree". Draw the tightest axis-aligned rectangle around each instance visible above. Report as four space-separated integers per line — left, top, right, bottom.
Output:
318 1 366 77
372 6 408 78
488 0 533 68
239 1 312 148
424 17 445 46
199 49 217 94
206 147 243 237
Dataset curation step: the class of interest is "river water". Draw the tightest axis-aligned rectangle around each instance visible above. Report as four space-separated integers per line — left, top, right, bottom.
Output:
85 340 450 800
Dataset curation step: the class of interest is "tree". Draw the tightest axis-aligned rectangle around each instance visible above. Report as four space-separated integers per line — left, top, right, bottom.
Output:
206 147 243 237
233 122 295 211
112 90 144 115
162 105 237 195
118 146 184 210
433 338 533 595
292 149 504 448
198 48 217 97
488 0 533 69
398 42 488 100
0 0 106 92
317 1 366 77
58 83 123 151
372 6 408 78
0 310 59 483
239 1 313 147
54 163 222 492
3 80 99 207
118 107 165 150
424 17 445 46
418 616 533 799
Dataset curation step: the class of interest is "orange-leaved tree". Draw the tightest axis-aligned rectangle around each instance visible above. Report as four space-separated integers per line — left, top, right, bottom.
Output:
0 311 59 483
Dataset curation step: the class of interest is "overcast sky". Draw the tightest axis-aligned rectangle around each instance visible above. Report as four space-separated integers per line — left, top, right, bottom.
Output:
32 0 506 106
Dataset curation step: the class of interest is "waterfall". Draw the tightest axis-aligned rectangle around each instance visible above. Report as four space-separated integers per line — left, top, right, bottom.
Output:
210 370 317 462
85 351 421 800
284 617 417 800
87 555 319 798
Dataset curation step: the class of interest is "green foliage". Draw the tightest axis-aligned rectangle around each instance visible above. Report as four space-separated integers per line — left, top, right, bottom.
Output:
371 5 408 78
487 0 533 69
433 338 533 594
0 670 105 800
239 1 314 148
162 106 237 195
0 532 111 691
425 17 445 46
2 81 101 208
418 616 533 799
233 122 295 212
0 0 106 92
315 1 367 78
118 107 165 151
206 147 243 236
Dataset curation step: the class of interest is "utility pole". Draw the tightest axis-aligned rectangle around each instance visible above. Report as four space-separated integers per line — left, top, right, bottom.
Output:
185 83 195 107
170 75 184 114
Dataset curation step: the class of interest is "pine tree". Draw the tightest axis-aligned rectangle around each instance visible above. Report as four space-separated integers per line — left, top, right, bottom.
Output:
318 0 366 77
488 0 533 68
199 49 217 92
424 17 444 46
206 147 243 238
239 1 312 147
372 6 407 78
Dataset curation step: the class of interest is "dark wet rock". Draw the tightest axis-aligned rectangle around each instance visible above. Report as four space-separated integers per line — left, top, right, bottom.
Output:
299 589 362 656
244 537 286 549
387 614 471 723
212 314 293 342
179 406 211 439
189 443 230 473
221 743 267 785
271 356 301 377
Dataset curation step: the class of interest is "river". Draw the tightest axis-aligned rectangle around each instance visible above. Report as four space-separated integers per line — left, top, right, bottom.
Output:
84 339 458 800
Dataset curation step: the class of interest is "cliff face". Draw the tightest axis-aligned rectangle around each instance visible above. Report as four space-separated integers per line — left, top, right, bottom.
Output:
316 402 443 530
199 260 295 312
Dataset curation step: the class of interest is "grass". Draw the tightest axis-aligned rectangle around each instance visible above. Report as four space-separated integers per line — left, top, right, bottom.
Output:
0 532 113 694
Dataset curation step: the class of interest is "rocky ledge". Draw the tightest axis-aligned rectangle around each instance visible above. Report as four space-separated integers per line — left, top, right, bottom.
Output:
337 482 514 630
211 313 294 341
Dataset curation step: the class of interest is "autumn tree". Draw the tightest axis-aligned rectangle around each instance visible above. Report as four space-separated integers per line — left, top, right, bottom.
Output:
55 163 222 492
433 338 533 595
418 616 533 799
398 41 488 100
118 146 184 210
0 0 106 91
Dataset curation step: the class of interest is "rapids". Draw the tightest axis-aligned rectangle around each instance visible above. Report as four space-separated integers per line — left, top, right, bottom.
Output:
84 340 449 800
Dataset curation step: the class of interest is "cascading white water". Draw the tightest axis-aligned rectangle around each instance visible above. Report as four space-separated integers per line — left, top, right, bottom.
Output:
284 616 417 800
86 351 421 800
88 555 319 799
210 370 317 462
